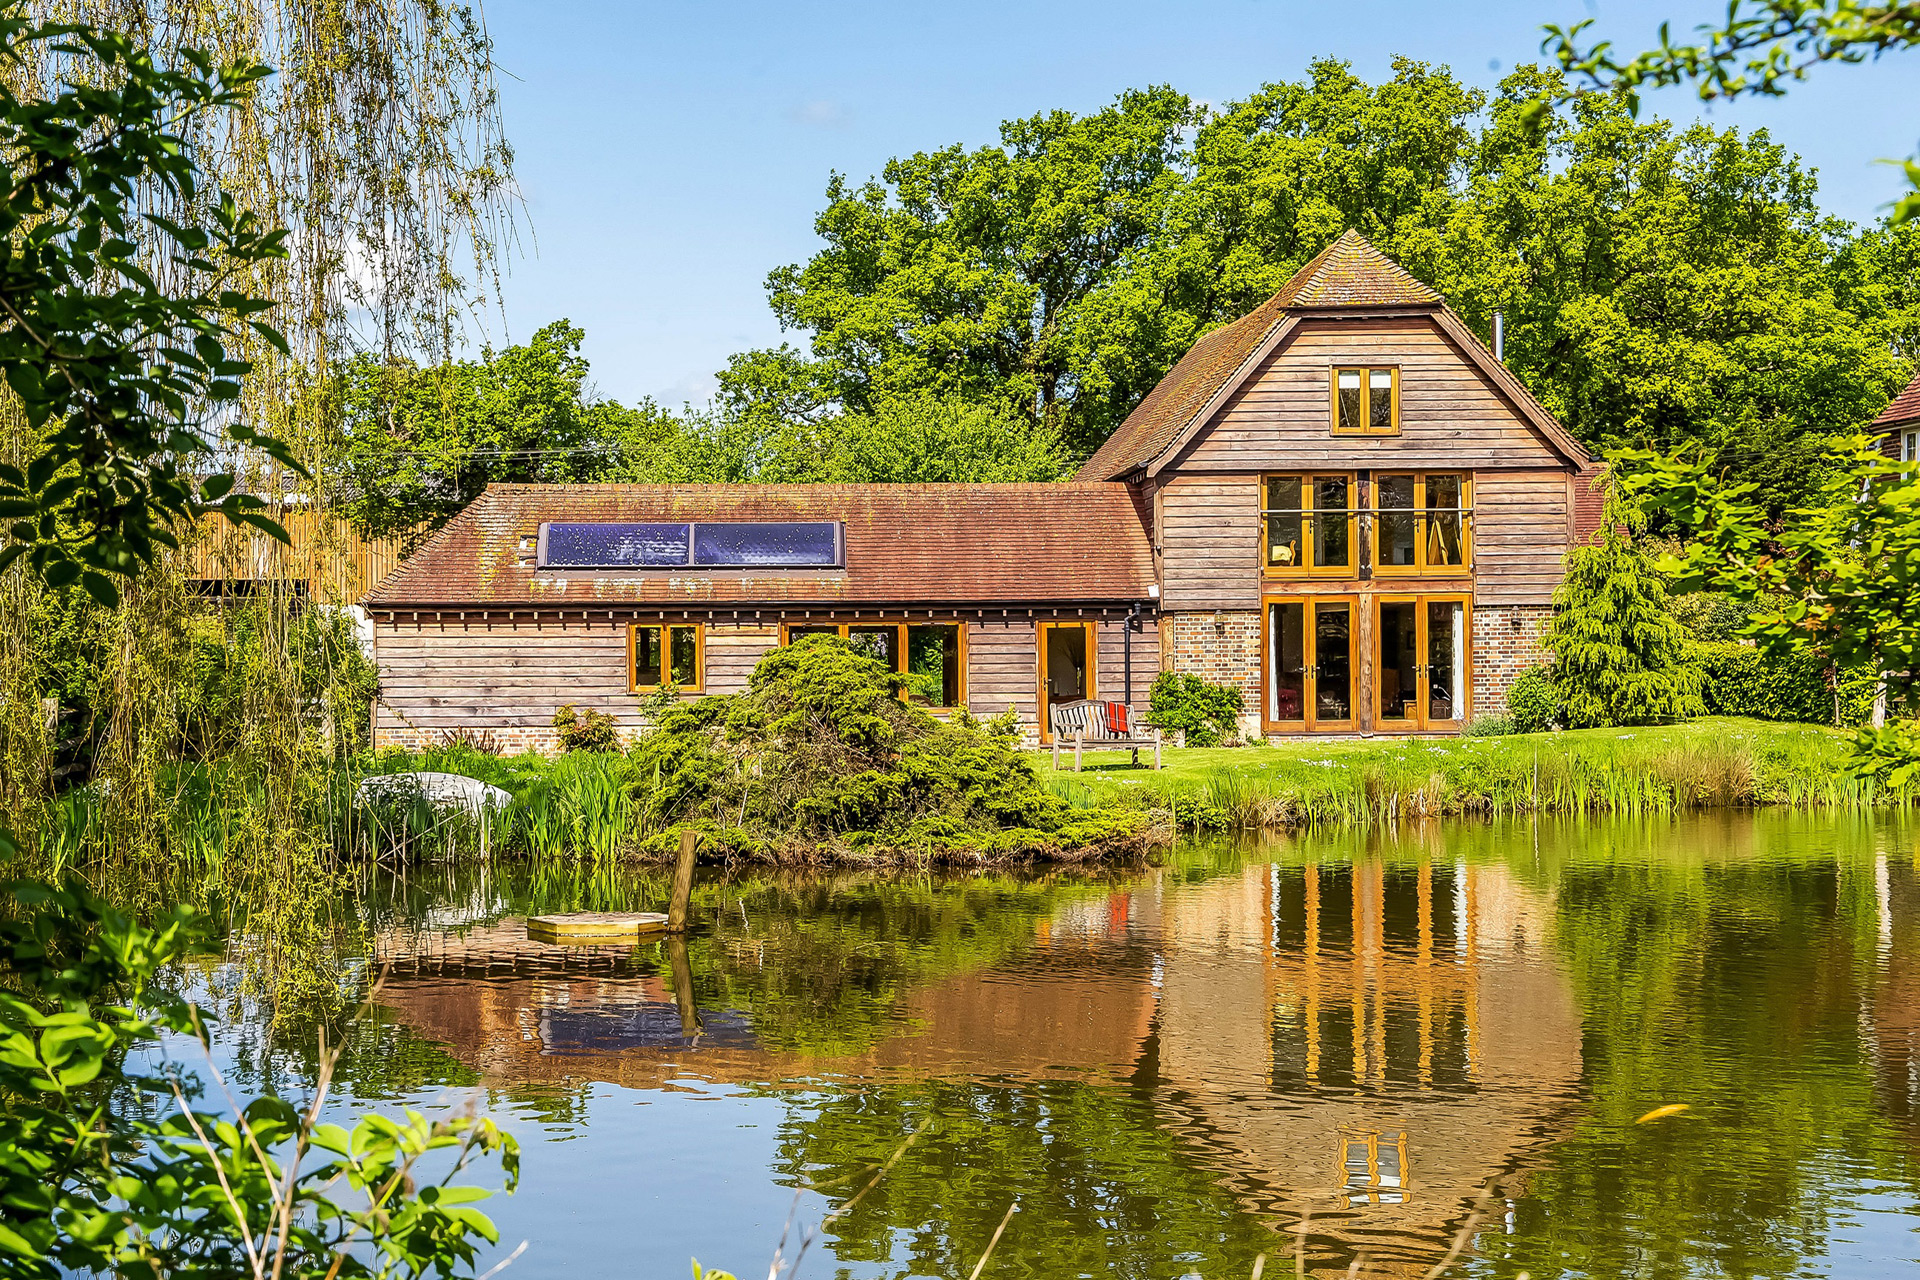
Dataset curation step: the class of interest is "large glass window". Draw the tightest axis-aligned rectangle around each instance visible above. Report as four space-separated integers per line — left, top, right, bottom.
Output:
631 624 702 691
1331 367 1398 434
782 621 966 709
1264 474 1355 574
1371 473 1471 574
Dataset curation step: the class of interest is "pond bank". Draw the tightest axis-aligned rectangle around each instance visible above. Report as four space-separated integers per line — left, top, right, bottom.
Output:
1040 717 1904 830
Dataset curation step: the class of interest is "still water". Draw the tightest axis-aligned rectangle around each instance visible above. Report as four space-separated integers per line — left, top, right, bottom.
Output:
197 813 1920 1279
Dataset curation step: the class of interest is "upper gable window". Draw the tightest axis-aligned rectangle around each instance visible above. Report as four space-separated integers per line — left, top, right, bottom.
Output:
1331 367 1398 435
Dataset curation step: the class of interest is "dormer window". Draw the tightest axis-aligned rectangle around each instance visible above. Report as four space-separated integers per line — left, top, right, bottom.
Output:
1331 367 1398 435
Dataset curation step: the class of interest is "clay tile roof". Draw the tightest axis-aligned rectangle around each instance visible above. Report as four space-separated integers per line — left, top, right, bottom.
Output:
363 483 1157 609
1077 229 1440 480
1873 371 1920 432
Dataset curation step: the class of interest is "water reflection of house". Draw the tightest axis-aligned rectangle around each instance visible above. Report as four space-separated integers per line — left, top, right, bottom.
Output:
1139 855 1584 1274
372 858 1581 1274
1872 851 1920 1149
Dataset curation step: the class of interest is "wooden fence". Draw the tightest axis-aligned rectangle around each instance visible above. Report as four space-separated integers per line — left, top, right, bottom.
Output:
179 509 417 606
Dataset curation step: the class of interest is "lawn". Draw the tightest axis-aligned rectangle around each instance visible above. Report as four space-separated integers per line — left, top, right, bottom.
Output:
1033 718 1889 827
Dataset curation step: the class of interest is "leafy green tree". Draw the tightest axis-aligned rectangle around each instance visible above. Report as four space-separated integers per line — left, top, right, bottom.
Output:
1545 483 1706 727
1542 1 1920 219
336 319 611 537
1622 437 1920 776
0 11 300 606
732 60 1909 507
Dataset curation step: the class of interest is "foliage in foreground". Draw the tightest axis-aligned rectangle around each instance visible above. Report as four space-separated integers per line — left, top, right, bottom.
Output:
0 870 516 1278
1623 437 1920 780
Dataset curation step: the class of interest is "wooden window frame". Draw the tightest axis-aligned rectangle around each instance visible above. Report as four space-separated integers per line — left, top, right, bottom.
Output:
629 622 705 694
780 620 969 711
1905 429 1919 464
1260 594 1362 734
1261 472 1359 578
1329 365 1401 436
1370 472 1473 577
1371 594 1472 732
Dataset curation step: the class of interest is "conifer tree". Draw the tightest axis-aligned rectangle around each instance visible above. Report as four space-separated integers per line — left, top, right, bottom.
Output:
1545 484 1706 728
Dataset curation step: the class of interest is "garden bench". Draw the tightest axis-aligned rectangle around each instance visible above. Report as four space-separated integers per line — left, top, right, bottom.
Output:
1049 700 1163 772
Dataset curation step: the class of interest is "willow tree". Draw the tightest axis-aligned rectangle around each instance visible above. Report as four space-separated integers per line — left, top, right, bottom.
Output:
0 1 517 995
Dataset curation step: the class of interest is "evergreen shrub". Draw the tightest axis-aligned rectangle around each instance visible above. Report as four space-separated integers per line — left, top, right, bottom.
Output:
1145 671 1244 747
1506 668 1564 734
1545 487 1705 727
627 635 1141 859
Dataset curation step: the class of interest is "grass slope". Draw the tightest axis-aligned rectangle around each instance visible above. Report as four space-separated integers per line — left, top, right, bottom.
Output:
1038 718 1901 829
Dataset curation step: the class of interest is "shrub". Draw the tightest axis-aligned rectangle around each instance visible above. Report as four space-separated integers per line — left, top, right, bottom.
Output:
1699 642 1832 723
553 702 622 753
1507 667 1564 734
626 635 1142 857
1144 671 1245 747
1545 486 1705 727
1462 715 1516 737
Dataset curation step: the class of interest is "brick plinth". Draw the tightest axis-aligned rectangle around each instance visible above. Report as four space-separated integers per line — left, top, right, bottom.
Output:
372 723 642 756
1471 604 1553 716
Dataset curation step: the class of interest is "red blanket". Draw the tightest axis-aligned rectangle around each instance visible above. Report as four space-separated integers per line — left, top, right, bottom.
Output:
1106 702 1129 735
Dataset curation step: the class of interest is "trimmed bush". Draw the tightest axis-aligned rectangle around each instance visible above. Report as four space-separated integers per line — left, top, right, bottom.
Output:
1145 671 1244 747
1507 667 1564 734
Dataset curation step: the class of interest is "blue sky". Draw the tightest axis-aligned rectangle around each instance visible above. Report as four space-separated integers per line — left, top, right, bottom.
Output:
478 1 1916 407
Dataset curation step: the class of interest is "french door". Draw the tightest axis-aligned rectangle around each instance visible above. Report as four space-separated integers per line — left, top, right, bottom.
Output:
1264 596 1358 733
1037 620 1096 743
1375 595 1469 731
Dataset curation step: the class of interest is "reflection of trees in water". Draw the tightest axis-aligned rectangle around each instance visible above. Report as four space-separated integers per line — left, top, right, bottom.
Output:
240 815 1920 1279
764 1078 1277 1279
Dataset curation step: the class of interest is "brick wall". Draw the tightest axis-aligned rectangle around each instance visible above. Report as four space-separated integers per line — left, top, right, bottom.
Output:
1472 604 1553 716
373 719 646 756
1165 610 1263 736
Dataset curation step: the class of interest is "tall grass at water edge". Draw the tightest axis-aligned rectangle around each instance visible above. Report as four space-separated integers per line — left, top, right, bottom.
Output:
1044 720 1910 831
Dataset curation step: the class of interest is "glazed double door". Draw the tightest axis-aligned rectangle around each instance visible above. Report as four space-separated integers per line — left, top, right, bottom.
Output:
1264 594 1469 733
1375 596 1468 731
1265 598 1357 732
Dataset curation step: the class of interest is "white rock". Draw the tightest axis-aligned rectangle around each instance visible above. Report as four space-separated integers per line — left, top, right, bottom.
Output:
357 771 512 817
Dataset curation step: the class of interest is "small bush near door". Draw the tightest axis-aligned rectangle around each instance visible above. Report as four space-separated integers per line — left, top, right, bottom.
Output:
1506 667 1564 734
1146 672 1244 747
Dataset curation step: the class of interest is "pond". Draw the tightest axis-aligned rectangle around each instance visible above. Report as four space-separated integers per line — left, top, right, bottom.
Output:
188 812 1920 1279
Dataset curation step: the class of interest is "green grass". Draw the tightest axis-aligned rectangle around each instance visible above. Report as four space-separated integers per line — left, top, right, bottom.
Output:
1037 717 1905 829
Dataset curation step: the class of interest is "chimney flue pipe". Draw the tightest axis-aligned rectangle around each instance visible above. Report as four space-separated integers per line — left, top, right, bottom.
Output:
1493 310 1505 362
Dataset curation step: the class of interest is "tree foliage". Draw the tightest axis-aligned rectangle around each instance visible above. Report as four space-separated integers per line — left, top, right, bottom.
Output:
720 59 1911 502
1542 1 1920 219
1623 435 1920 777
0 875 516 1278
0 12 299 606
1545 484 1706 727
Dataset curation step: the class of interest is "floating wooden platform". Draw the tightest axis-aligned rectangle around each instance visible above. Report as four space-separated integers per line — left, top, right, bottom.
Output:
526 912 670 942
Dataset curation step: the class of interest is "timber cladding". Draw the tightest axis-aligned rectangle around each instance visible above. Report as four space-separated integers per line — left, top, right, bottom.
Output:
372 610 1160 752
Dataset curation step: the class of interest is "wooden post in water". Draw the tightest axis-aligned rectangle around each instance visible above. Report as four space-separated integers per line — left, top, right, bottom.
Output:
666 828 701 933
665 933 701 1039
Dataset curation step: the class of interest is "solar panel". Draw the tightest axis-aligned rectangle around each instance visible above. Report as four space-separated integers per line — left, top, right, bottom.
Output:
542 522 691 568
692 521 840 567
538 521 842 569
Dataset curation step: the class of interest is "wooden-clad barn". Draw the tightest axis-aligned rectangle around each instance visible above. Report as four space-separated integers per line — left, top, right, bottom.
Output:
365 230 1601 750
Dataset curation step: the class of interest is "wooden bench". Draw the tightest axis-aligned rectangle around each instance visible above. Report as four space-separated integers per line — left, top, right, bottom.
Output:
1049 700 1163 771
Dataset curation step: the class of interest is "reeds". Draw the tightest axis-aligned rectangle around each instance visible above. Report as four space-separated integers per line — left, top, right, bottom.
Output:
1072 721 1911 833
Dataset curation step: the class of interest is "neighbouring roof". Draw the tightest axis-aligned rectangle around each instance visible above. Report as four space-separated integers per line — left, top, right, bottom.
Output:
1076 228 1587 481
1873 371 1920 432
363 483 1157 609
